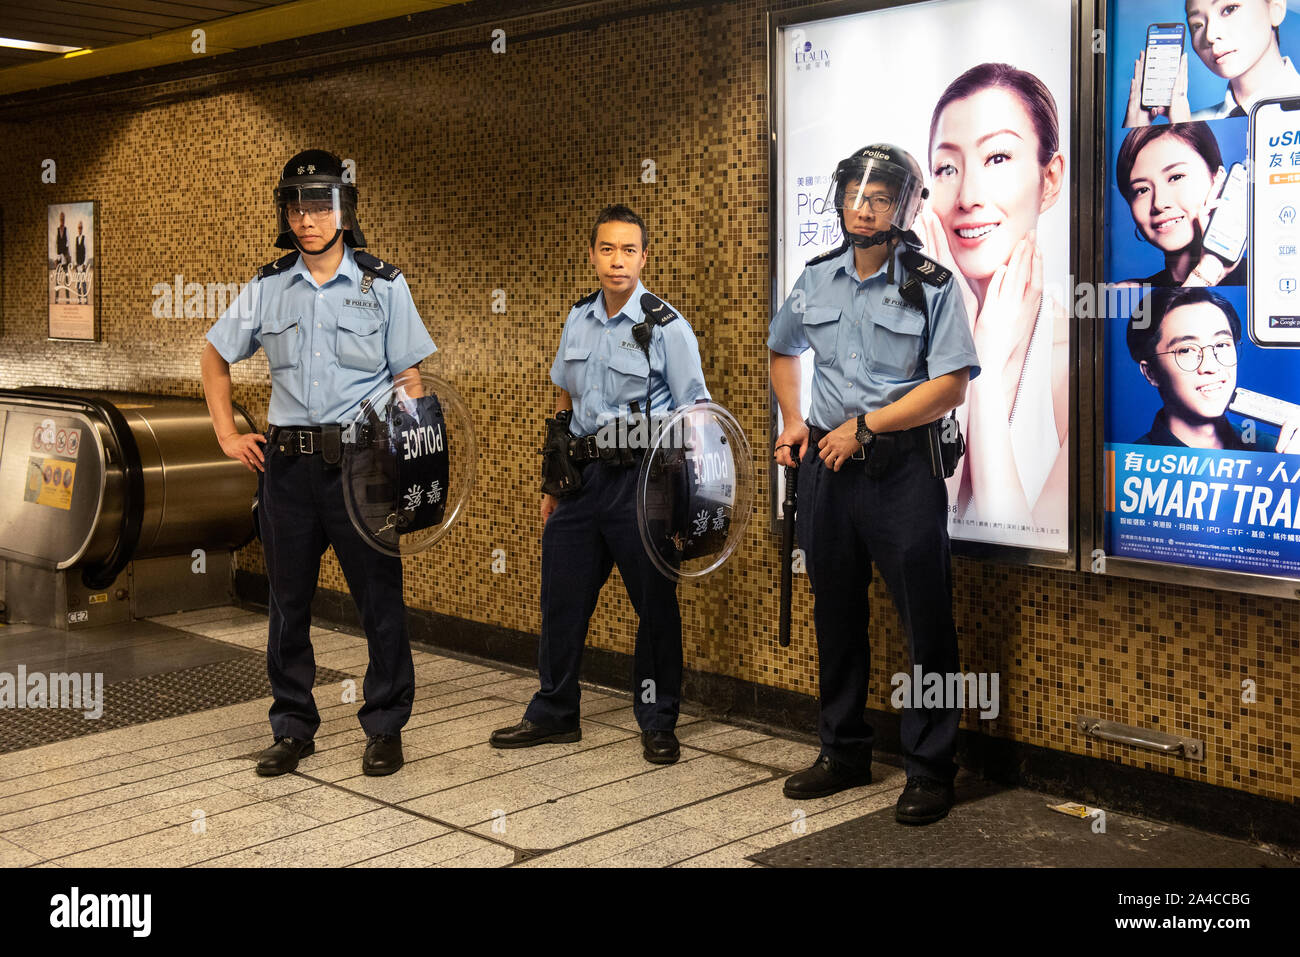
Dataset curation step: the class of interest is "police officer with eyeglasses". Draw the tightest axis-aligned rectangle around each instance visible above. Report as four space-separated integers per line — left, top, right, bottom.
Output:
769 144 981 824
202 149 436 777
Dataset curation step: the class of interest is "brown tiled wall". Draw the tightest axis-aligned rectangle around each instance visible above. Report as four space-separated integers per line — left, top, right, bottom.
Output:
0 0 1294 803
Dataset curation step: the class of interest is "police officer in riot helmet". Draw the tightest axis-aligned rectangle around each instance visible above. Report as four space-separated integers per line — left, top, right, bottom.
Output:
202 149 436 777
768 143 981 824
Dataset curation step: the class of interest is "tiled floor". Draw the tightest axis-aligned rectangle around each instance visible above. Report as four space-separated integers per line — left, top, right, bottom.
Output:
0 606 907 868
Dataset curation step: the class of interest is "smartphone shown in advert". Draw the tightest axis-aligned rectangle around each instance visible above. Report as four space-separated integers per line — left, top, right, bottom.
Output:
1249 96 1300 347
1141 23 1184 109
1228 388 1300 428
1202 162 1248 264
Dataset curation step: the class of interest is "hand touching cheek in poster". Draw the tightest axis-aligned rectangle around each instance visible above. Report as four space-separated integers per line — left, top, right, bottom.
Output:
920 62 1069 536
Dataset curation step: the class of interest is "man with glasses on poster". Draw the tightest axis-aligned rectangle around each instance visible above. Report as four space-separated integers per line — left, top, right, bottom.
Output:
1127 286 1300 452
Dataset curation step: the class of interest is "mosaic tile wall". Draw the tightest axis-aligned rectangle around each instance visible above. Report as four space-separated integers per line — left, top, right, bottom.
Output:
0 0 1294 804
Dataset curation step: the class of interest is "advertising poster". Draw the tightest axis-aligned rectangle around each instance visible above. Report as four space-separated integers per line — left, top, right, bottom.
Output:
774 0 1075 554
48 201 97 341
1104 0 1300 580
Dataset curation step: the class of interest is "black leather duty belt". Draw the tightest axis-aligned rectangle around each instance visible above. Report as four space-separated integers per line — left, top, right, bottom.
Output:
807 422 932 463
270 424 341 462
567 433 645 466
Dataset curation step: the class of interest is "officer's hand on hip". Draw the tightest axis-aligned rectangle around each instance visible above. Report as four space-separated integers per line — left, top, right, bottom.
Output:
541 493 559 523
818 420 862 473
219 431 267 473
774 419 809 469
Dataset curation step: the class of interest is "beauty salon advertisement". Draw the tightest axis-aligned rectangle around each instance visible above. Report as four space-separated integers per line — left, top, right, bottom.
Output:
1104 0 1300 580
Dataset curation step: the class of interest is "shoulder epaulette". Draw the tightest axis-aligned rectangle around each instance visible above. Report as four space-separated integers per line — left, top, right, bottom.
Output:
899 248 952 286
572 289 600 310
638 293 678 326
257 252 299 280
806 240 851 267
353 251 402 281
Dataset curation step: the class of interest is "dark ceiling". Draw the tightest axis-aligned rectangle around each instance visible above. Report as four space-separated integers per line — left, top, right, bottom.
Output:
0 1 297 68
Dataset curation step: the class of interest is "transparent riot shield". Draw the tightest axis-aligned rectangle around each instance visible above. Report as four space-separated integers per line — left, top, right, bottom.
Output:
341 372 475 556
636 400 754 581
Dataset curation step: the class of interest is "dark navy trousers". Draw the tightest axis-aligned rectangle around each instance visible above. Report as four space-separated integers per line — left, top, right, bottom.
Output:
524 460 682 732
258 440 414 740
796 440 961 782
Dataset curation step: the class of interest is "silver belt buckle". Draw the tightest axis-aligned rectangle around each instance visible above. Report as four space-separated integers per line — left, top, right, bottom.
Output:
850 443 867 461
298 431 315 455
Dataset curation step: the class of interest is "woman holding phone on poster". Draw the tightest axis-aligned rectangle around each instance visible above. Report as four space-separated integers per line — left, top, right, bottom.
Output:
1115 123 1246 287
1125 1 1300 125
916 62 1068 541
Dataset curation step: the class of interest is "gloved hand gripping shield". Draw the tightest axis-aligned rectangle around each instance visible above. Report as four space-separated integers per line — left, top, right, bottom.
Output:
636 401 754 582
341 372 476 556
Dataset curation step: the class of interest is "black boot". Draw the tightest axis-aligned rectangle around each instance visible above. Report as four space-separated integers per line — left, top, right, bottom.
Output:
255 737 315 777
782 755 872 799
362 734 404 776
895 775 955 825
641 729 680 765
489 718 582 749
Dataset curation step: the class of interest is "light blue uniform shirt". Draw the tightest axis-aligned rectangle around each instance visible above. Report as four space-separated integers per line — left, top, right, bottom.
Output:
768 244 980 431
206 246 437 425
550 280 710 436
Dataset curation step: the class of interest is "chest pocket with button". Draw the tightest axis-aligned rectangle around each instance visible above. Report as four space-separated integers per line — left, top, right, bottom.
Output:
260 315 301 371
337 308 387 373
605 345 650 407
867 306 927 381
561 341 592 398
801 306 842 366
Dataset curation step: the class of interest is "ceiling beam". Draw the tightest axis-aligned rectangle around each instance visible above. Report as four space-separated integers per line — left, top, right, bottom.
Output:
0 0 469 95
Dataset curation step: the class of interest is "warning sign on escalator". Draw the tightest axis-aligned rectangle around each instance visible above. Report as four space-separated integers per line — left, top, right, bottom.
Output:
25 456 75 510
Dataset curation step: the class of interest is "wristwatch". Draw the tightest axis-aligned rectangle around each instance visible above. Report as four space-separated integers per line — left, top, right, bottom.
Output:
855 413 876 449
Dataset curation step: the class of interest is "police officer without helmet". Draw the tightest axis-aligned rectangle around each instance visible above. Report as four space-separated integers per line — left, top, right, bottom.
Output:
201 149 436 777
490 205 709 764
768 145 981 824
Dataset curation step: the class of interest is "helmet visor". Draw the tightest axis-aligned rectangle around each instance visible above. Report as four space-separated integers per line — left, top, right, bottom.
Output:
824 158 923 232
275 184 354 242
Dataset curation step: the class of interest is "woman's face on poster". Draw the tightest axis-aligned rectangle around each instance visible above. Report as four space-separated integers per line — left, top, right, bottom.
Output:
929 87 1055 282
1126 136 1219 253
1186 0 1283 81
1141 301 1239 420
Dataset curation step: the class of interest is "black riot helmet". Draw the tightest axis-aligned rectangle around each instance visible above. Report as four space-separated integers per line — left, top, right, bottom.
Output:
826 143 928 248
273 149 366 253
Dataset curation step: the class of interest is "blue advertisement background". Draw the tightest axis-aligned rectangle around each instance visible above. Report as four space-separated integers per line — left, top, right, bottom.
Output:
1104 1 1300 580
1110 443 1300 576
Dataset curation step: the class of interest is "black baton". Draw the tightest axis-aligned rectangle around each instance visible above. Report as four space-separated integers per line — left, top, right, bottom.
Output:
778 448 800 647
